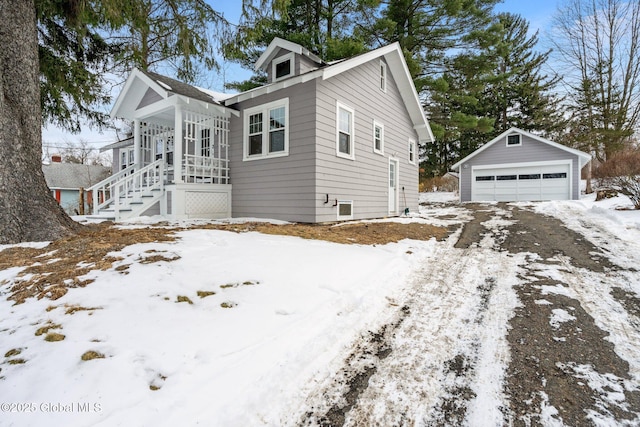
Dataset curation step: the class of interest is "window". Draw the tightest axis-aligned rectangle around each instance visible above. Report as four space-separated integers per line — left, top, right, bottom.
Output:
476 176 495 181
519 174 541 180
201 129 211 157
380 60 387 92
543 172 567 179
244 98 289 160
337 201 353 220
507 134 521 146
373 121 384 154
408 139 417 164
273 53 294 81
497 175 517 180
336 102 355 159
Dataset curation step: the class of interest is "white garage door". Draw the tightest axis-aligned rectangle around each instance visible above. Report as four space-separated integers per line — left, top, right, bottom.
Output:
472 163 570 201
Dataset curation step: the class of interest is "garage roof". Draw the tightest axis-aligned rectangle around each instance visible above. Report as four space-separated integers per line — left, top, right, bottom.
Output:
451 128 591 171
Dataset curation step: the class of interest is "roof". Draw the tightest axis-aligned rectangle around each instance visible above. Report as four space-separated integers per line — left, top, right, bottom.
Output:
100 136 133 153
110 69 239 121
451 127 592 170
110 40 433 143
42 163 111 190
140 70 224 105
225 42 434 143
255 37 325 72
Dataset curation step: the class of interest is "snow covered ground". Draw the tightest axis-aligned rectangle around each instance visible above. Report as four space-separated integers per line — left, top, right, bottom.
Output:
0 190 639 426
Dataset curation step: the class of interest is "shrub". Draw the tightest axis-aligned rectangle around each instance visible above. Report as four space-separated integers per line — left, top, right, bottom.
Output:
594 150 640 209
419 175 458 192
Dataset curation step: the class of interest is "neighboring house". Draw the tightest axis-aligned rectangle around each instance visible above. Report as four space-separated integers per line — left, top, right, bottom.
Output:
451 127 591 202
43 155 112 215
100 136 134 172
93 37 433 222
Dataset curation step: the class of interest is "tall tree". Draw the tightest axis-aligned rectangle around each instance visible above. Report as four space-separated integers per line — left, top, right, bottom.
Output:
1 0 80 244
552 0 640 161
108 0 227 83
422 53 495 177
371 0 500 90
223 0 377 90
1 0 228 244
480 13 564 137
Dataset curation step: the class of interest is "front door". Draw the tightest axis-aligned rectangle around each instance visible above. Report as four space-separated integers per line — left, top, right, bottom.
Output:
389 159 398 214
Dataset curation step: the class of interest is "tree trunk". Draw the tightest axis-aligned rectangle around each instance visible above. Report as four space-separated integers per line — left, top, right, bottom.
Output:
585 159 593 194
0 0 80 244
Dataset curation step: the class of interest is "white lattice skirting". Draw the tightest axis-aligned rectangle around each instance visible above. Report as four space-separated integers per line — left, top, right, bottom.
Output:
185 191 229 215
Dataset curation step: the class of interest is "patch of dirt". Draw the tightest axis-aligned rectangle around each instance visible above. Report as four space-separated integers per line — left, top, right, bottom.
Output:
198 221 451 245
454 204 497 249
506 276 640 425
501 207 617 271
0 221 449 305
0 223 177 304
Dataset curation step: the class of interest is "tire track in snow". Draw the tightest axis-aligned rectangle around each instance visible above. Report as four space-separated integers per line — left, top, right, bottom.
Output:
300 205 525 426
503 206 640 426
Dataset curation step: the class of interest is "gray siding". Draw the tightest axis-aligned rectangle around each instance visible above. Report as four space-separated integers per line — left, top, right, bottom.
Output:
298 55 319 75
137 87 163 110
314 57 420 222
228 56 420 223
227 79 318 222
112 147 122 174
266 51 320 82
459 134 582 201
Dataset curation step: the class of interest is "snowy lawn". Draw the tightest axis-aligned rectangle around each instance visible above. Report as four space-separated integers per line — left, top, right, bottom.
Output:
0 190 639 426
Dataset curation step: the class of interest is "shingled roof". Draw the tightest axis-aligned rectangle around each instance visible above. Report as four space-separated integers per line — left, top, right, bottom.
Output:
140 70 224 105
43 162 111 190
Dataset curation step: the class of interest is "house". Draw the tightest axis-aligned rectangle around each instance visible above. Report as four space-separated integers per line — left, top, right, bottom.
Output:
92 37 433 222
43 155 111 214
451 128 591 202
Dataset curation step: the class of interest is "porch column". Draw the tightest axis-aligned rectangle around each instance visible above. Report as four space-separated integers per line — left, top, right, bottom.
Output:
133 119 141 169
174 105 184 183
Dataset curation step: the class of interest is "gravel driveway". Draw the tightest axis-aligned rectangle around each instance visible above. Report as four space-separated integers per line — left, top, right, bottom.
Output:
299 202 640 426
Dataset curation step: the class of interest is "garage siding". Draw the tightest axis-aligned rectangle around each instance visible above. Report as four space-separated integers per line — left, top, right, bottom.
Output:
459 134 582 201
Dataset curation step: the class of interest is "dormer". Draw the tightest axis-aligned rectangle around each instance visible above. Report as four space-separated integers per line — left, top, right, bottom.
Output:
255 37 326 83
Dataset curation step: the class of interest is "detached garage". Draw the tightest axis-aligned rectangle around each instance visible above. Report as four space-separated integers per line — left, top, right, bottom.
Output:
451 128 591 202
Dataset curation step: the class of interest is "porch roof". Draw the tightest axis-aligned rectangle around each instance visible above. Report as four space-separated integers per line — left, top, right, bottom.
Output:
111 68 239 122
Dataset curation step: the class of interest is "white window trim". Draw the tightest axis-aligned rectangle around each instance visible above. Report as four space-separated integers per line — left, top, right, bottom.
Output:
337 200 354 220
380 60 387 93
373 120 384 155
272 52 295 82
243 97 290 161
336 101 356 160
506 134 522 147
408 138 417 164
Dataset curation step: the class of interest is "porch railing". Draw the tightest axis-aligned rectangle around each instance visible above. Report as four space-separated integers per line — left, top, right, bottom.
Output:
113 160 164 219
88 160 164 215
89 164 136 213
182 154 229 184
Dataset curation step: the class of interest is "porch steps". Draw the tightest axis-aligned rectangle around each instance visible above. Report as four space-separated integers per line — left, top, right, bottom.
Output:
89 189 163 221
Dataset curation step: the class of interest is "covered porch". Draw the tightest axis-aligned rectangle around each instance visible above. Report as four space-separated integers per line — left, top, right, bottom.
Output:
90 69 237 221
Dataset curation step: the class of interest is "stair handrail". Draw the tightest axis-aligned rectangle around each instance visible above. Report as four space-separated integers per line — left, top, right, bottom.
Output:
88 164 136 213
112 160 164 221
88 160 164 217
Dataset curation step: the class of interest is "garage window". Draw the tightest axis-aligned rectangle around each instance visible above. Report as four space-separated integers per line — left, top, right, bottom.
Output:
476 176 494 181
519 174 541 180
543 172 567 179
497 175 517 180
507 134 521 146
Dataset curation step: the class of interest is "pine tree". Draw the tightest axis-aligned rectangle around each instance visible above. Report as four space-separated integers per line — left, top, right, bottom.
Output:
480 13 564 137
223 0 377 90
1 0 228 243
